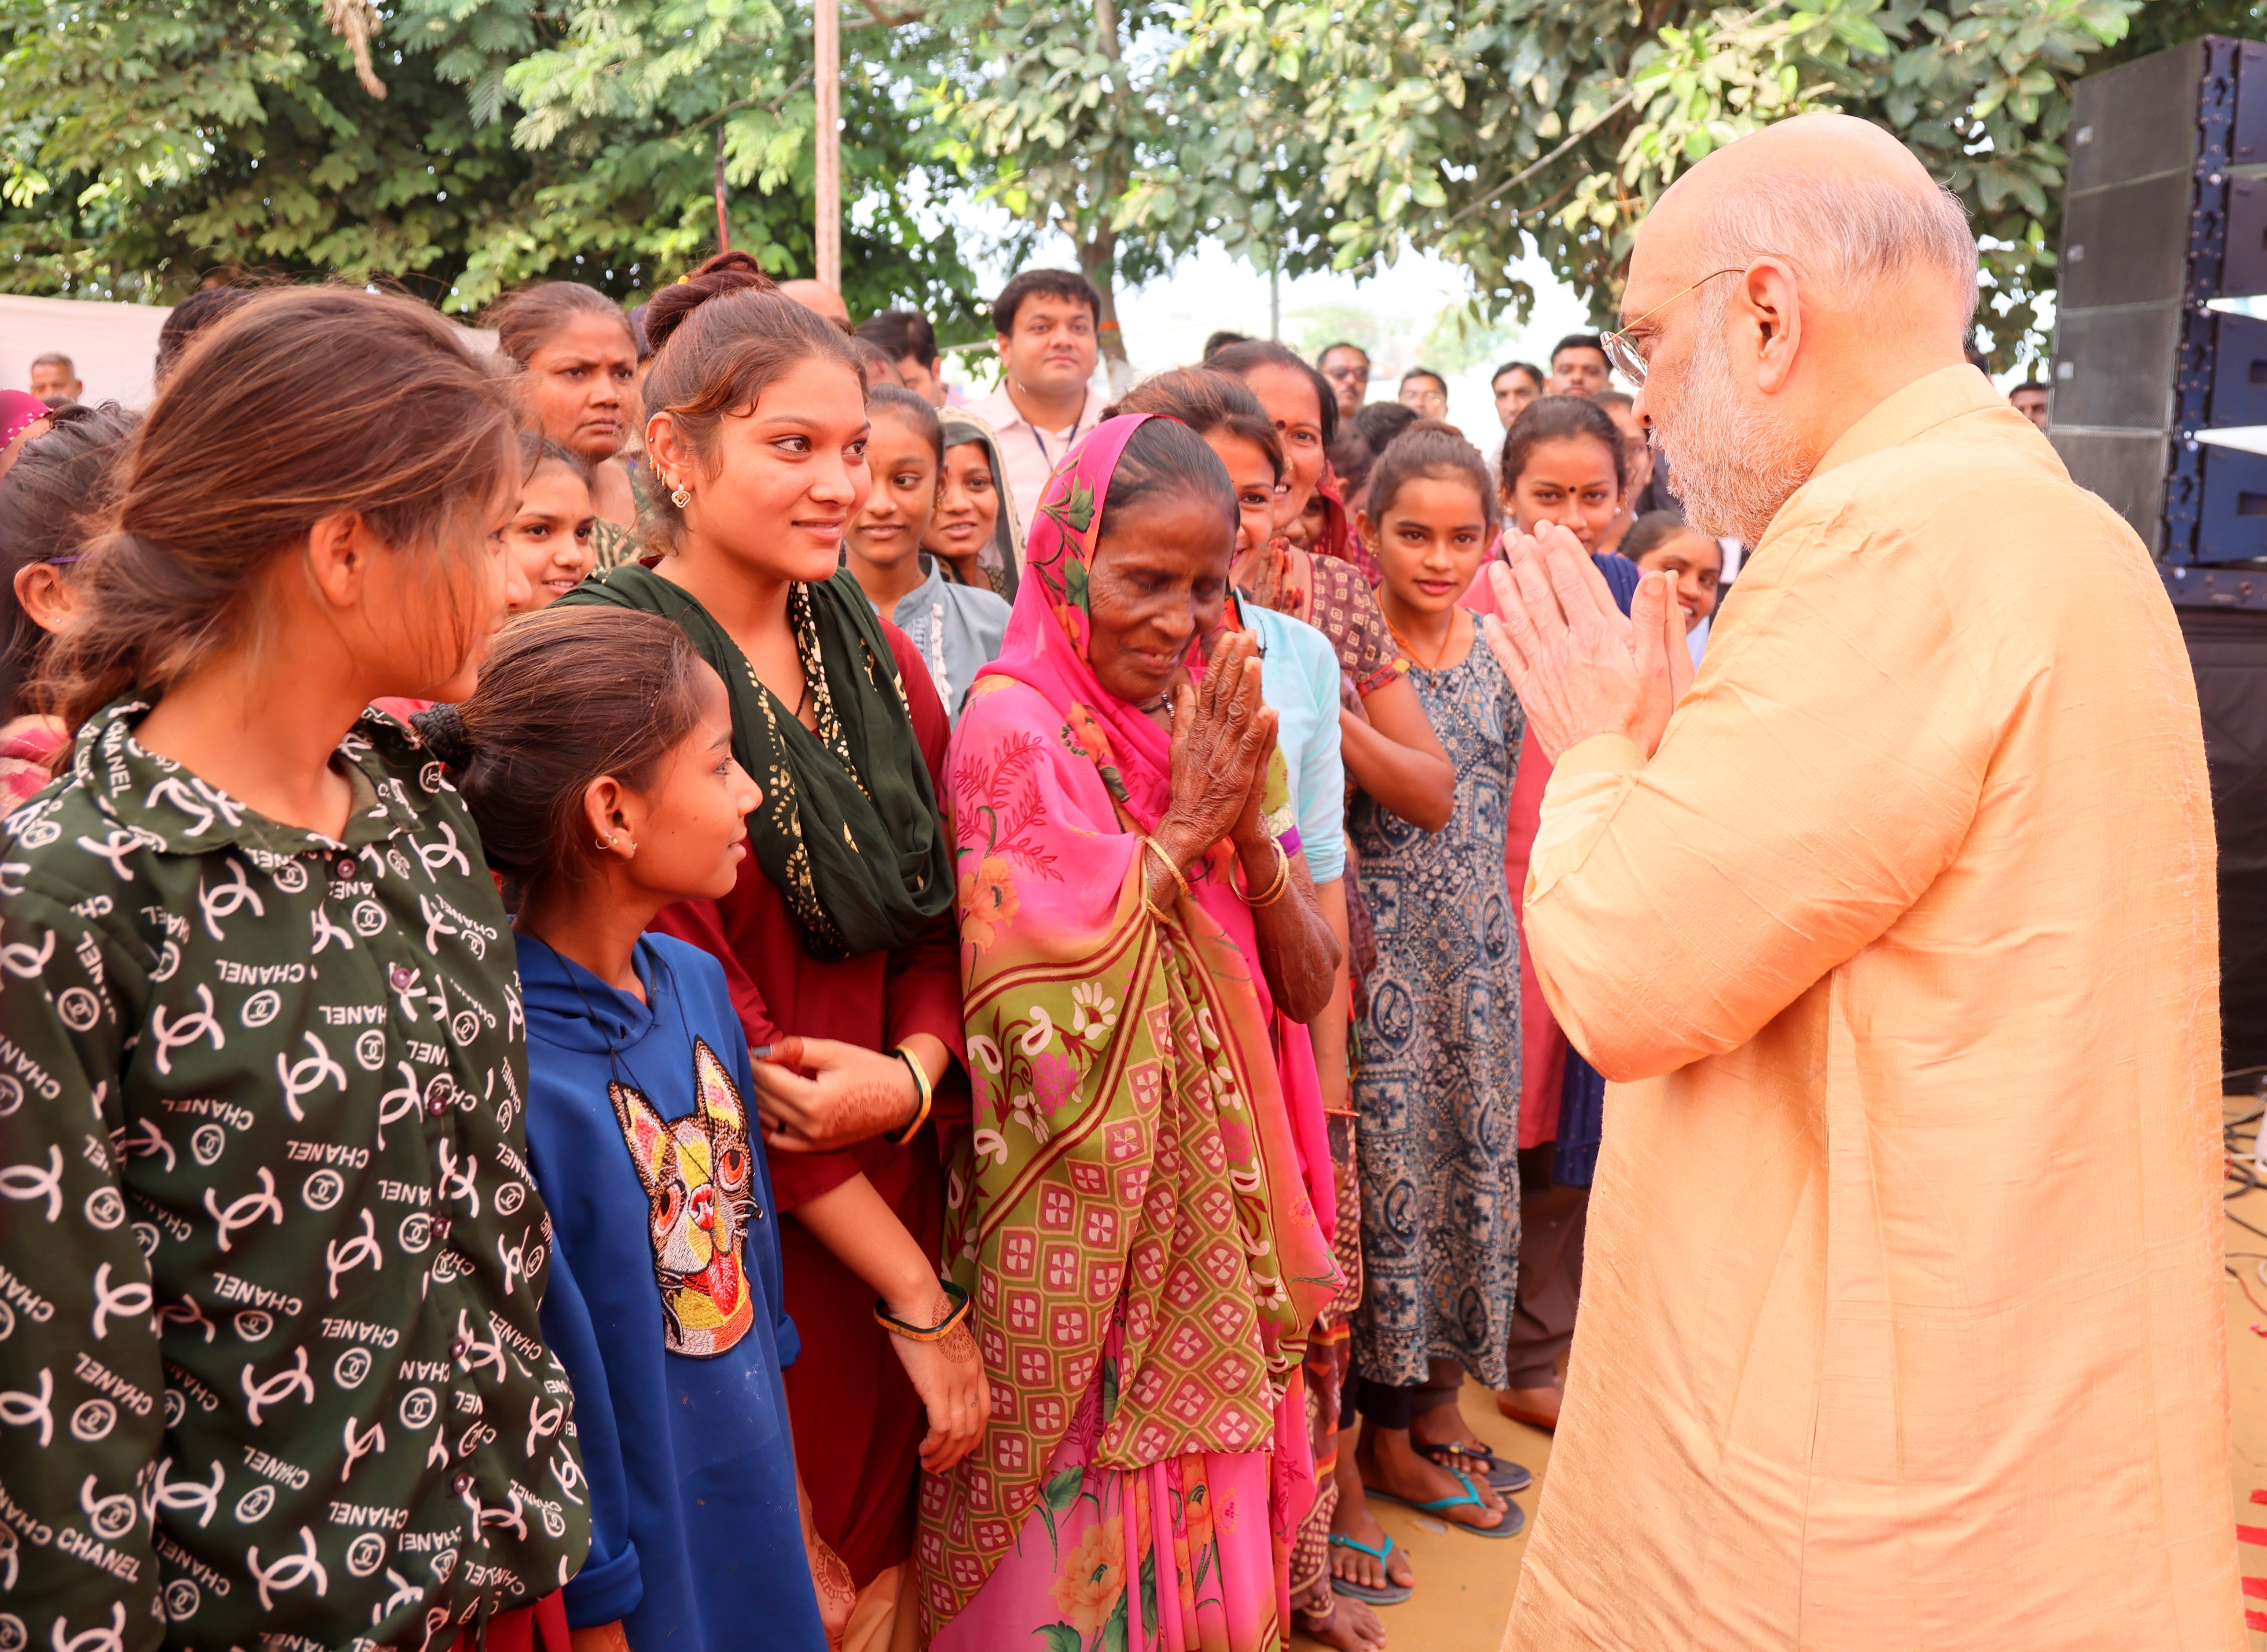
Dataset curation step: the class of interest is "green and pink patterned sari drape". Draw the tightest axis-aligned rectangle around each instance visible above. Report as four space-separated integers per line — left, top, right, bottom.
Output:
917 415 1341 1650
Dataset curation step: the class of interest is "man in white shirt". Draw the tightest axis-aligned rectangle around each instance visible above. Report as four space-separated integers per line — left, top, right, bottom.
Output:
968 270 1109 532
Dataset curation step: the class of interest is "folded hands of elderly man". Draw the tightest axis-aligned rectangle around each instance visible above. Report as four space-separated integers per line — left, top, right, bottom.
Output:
1480 524 1693 764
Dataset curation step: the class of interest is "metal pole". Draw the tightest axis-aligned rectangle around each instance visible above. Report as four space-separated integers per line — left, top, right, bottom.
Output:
815 0 841 290
1269 258 1280 341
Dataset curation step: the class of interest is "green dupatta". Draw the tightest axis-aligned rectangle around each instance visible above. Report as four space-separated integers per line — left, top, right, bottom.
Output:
560 563 955 960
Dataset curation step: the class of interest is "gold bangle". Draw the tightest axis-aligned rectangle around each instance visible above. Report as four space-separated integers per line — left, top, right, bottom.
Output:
1233 838 1291 907
874 1279 970 1342
1139 834 1191 902
883 1045 934 1146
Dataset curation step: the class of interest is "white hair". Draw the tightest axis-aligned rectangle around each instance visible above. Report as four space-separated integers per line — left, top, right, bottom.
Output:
1697 170 1979 328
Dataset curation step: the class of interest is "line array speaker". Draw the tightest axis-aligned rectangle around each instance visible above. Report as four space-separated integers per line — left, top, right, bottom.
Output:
2050 33 2267 601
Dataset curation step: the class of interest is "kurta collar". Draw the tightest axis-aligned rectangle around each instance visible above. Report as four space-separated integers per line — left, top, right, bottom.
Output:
1812 363 2002 480
67 694 433 858
893 556 947 624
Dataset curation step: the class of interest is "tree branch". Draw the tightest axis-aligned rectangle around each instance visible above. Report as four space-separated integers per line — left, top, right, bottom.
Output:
845 0 923 27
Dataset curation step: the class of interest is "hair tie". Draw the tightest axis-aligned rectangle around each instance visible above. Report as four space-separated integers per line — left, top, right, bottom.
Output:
411 701 474 766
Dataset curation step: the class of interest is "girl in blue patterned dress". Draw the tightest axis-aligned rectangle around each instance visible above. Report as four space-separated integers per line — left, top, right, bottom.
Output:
1346 424 1526 1540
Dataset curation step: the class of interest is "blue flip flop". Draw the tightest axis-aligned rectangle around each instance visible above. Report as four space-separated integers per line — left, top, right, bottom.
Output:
1327 1533 1413 1604
1366 1468 1525 1538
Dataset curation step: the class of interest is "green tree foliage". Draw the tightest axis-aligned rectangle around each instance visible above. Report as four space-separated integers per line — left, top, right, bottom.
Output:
1140 0 2146 363
0 0 536 303
0 0 2202 361
919 0 1195 373
501 0 985 321
0 0 982 318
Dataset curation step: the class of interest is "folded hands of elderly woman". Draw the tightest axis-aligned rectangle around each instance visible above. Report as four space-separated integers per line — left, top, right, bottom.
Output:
1142 630 1341 1019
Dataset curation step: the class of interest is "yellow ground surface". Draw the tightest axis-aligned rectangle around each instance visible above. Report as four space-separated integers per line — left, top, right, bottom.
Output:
1300 1167 2267 1652
1289 1383 1547 1651
2225 1177 2267 1650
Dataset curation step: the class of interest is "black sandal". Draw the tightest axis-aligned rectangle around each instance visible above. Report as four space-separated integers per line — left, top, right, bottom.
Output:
1416 1438 1532 1494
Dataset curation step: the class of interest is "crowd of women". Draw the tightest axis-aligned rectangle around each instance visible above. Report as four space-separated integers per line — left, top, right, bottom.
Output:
0 253 1717 1652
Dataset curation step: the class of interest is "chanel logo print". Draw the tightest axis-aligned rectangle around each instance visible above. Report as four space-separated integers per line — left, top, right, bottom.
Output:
245 1526 329 1610
203 1166 284 1251
0 1146 64 1221
0 702 588 1646
275 1033 348 1122
77 1474 135 1540
196 857 265 942
147 1456 224 1529
239 1347 314 1426
0 1369 53 1445
86 1264 151 1340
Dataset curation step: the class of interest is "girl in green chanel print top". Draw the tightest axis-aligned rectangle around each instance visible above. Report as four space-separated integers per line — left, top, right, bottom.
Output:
0 289 590 1652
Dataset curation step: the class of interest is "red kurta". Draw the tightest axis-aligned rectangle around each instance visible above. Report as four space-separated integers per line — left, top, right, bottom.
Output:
651 622 969 1586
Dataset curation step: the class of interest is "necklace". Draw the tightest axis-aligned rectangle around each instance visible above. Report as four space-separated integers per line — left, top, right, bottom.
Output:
1386 607 1464 672
1134 690 1175 720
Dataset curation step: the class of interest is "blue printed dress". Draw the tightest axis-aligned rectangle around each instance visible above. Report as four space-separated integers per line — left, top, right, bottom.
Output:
1349 637 1524 1388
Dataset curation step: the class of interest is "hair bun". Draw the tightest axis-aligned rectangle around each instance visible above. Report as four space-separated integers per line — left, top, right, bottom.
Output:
641 251 778 357
411 701 474 766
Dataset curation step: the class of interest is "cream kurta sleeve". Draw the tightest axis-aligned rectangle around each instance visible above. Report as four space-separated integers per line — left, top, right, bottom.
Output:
1524 505 1994 1081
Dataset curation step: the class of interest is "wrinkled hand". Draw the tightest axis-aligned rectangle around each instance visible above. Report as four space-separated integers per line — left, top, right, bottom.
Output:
1480 524 1692 763
884 1285 990 1473
749 1036 916 1154
1160 631 1277 854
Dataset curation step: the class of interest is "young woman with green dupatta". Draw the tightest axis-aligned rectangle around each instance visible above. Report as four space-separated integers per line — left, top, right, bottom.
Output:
556 252 987 1636
918 413 1344 1650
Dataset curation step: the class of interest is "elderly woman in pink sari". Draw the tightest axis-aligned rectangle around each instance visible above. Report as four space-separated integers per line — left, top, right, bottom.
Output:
916 414 1345 1650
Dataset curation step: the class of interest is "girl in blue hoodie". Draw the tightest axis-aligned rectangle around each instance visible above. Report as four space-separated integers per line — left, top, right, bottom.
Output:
418 606 842 1652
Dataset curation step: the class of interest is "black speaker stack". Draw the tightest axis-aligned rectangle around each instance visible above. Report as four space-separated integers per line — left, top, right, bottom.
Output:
2051 35 2267 1077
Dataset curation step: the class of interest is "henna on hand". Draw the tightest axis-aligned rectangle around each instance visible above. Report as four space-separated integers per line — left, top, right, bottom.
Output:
937 1320 978 1366
807 1533 855 1643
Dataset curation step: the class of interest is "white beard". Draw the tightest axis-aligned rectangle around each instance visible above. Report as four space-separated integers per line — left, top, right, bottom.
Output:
1650 326 1815 545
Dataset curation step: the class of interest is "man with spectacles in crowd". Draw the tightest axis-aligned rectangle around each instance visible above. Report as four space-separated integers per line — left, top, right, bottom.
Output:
1317 340 1371 420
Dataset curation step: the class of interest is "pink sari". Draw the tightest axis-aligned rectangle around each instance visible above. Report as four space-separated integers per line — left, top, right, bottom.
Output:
919 416 1342 1650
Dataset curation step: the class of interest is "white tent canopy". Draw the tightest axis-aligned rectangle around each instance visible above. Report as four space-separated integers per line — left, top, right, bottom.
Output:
0 292 172 408
0 290 501 411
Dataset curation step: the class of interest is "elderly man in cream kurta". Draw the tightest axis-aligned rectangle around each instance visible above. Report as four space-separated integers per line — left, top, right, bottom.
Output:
1483 114 2243 1650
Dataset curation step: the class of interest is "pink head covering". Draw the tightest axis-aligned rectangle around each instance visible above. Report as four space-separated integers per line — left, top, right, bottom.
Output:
0 390 49 448
977 412 1199 832
970 412 1336 1237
